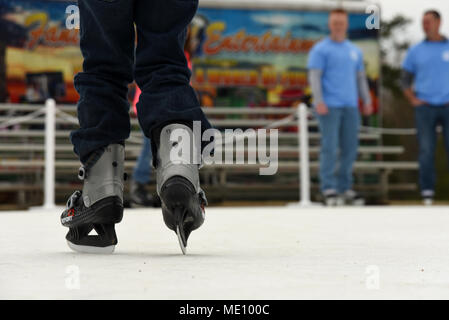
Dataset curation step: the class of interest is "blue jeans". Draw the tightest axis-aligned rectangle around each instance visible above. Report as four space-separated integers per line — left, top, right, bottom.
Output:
415 104 449 195
133 137 152 185
71 0 211 164
317 107 360 193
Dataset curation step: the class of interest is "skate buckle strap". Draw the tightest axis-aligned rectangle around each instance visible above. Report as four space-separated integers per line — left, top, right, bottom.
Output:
78 165 127 182
78 166 86 181
82 144 125 208
66 190 82 209
78 146 106 181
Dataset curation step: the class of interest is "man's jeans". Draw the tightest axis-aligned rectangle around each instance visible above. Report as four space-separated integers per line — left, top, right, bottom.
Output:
317 107 360 193
133 137 152 185
415 104 449 195
71 0 211 164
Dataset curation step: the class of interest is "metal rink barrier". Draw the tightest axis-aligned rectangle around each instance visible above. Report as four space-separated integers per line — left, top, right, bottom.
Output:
0 100 420 207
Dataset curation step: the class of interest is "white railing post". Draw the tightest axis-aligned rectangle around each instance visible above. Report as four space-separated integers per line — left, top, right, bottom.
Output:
298 103 311 206
43 98 56 209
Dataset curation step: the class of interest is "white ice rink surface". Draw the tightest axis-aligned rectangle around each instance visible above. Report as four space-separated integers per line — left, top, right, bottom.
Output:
1 205 449 300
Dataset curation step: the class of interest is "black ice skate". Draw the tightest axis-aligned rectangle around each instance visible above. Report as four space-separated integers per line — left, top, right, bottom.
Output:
61 144 125 254
154 123 207 255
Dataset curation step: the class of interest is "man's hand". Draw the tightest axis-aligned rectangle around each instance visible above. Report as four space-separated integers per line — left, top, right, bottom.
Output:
315 102 329 115
362 103 373 116
403 88 427 107
410 97 427 107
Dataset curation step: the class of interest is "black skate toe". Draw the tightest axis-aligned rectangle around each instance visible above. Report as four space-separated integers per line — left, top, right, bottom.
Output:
160 176 206 254
66 223 118 254
61 192 123 228
62 191 123 253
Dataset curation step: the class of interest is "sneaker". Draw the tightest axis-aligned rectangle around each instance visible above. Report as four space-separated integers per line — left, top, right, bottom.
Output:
422 190 434 206
322 190 338 206
341 190 365 206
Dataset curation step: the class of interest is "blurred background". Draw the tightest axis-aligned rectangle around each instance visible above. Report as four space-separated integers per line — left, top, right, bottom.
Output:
0 0 448 209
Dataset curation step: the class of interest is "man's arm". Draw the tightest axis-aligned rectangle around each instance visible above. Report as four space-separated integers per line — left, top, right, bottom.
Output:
357 70 372 105
308 69 328 115
401 47 426 107
354 48 373 115
357 70 373 115
401 70 425 107
308 69 324 104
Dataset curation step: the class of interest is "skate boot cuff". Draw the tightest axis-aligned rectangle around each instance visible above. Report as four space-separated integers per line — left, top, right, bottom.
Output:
79 144 125 208
155 123 201 196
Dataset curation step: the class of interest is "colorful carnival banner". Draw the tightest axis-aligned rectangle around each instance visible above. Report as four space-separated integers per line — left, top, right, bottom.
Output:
0 1 379 108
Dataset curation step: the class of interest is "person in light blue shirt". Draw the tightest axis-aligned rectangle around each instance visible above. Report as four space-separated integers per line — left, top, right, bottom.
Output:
402 10 449 205
307 8 373 206
308 37 365 108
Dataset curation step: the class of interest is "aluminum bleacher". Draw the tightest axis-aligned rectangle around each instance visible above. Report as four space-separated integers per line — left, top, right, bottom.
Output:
0 102 418 208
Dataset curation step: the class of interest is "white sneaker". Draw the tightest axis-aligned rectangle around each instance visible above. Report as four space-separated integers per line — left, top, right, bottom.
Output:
322 190 338 206
341 190 365 206
422 191 434 206
423 197 433 206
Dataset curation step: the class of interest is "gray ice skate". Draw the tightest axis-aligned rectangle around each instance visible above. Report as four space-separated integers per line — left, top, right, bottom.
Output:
61 144 125 254
154 124 207 255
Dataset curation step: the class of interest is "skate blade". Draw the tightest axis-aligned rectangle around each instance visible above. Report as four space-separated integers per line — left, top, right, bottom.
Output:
67 240 115 254
176 226 187 255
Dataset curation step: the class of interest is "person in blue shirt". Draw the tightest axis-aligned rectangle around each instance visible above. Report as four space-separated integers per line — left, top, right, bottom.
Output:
308 9 373 206
402 10 449 206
